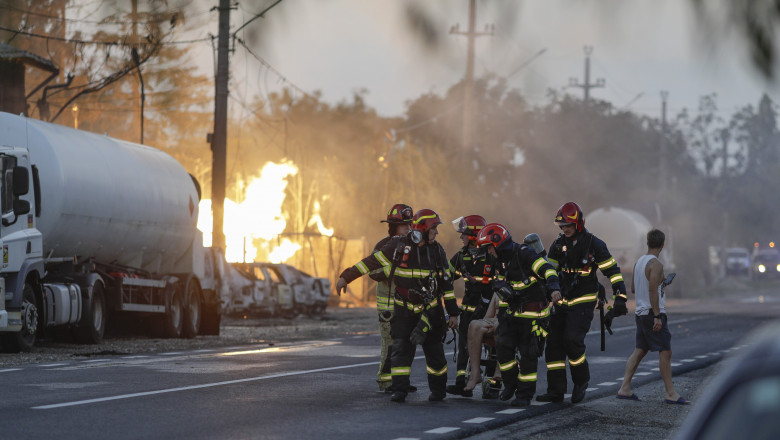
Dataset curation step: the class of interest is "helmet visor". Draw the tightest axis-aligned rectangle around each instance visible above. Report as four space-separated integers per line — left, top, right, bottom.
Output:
451 216 465 233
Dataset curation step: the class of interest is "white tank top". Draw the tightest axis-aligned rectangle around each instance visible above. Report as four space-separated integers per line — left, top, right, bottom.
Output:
634 254 664 316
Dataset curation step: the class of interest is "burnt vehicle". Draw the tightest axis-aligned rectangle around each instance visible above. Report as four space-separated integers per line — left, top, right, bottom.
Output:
674 322 780 440
227 263 331 317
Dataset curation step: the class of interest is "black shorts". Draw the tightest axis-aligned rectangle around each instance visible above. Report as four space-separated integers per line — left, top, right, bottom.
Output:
635 314 671 352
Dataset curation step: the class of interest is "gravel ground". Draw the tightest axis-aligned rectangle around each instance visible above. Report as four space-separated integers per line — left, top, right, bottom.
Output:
0 307 378 368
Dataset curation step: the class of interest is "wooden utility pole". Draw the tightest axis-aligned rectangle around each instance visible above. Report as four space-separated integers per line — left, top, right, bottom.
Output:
211 0 231 251
569 46 604 102
450 0 493 154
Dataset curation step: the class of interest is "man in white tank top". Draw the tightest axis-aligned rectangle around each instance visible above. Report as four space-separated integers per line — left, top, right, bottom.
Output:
616 229 690 404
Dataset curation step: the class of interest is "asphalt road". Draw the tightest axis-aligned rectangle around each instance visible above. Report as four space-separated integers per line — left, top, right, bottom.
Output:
1 287 778 440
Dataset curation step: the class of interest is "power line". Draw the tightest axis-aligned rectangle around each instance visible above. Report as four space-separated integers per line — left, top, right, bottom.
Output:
235 37 312 101
233 0 285 36
0 25 210 46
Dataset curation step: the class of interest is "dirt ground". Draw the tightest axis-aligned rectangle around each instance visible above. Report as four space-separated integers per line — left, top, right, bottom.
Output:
0 307 378 368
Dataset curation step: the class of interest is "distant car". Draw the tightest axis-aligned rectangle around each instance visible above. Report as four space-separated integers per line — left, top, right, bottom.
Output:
752 250 780 279
674 322 780 440
231 262 331 317
725 248 751 277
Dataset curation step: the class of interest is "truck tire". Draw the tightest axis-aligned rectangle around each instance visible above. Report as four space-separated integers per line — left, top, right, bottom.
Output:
159 286 184 338
200 300 221 335
74 282 106 344
2 283 39 352
182 278 202 339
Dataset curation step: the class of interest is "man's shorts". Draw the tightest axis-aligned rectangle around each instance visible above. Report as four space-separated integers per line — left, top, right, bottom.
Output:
635 314 671 352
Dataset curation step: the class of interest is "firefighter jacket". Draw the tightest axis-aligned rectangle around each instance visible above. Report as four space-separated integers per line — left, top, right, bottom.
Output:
369 236 394 314
547 229 627 307
495 242 561 319
340 235 460 317
449 246 493 313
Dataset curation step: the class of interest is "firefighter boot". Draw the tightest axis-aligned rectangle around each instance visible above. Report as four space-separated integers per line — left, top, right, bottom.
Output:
510 397 531 407
536 392 564 403
390 391 407 403
499 381 518 401
446 381 473 397
571 382 588 404
428 391 446 402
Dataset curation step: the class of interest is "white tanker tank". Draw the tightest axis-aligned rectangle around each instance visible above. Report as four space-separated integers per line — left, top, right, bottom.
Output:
0 112 223 352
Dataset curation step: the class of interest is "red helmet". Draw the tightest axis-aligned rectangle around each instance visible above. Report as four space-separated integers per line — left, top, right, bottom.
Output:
554 202 585 232
380 203 413 224
453 215 487 240
411 208 443 233
476 223 511 248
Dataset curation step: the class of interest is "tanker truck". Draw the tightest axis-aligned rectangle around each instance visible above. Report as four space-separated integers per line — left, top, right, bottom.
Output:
0 111 223 352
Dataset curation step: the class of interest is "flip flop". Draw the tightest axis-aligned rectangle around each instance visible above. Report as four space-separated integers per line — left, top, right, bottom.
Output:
616 393 641 401
664 397 691 405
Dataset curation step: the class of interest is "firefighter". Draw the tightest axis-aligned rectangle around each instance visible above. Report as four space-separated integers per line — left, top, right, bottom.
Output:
537 202 628 404
445 215 492 398
369 203 413 392
336 209 460 403
475 223 562 407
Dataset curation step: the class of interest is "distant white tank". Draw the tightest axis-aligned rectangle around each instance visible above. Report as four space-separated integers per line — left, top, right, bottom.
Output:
587 207 652 271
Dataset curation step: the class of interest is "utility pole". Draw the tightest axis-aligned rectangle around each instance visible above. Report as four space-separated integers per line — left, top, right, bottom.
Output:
450 0 493 155
569 46 604 102
659 91 668 199
211 0 232 252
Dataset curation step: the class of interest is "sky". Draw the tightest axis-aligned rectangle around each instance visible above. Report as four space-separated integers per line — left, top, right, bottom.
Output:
188 0 780 121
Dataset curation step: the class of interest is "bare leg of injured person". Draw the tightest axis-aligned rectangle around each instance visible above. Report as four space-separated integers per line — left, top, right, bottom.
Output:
464 319 498 391
464 294 500 392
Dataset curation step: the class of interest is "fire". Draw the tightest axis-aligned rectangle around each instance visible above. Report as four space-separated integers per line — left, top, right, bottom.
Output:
197 160 333 263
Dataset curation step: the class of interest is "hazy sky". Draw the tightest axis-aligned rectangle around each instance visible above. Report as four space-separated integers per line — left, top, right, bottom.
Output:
191 0 779 120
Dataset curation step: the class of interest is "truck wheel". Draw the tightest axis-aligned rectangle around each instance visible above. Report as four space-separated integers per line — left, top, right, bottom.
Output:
200 300 221 336
2 283 39 352
160 287 184 338
74 282 106 344
182 278 202 339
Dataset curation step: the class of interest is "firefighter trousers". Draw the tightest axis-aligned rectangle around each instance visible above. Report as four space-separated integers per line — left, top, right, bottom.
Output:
496 315 543 400
377 319 393 389
544 303 594 396
390 303 448 394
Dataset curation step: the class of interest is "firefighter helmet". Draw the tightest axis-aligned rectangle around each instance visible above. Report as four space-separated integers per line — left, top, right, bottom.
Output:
411 208 443 233
476 223 511 248
380 203 413 224
452 215 487 240
554 201 585 232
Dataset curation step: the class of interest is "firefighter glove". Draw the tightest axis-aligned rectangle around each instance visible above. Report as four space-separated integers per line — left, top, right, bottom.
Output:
612 299 628 317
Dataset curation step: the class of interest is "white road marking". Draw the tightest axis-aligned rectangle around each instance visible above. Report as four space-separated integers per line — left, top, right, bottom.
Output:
635 372 651 376
615 376 625 381
0 368 22 373
586 388 597 392
160 352 184 356
670 363 682 366
597 382 617 386
424 427 459 434
38 363 67 367
496 409 525 414
463 417 494 424
695 355 708 359
33 360 384 409
81 359 111 363
530 400 549 406
121 355 150 359
680 359 695 363
651 368 660 371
